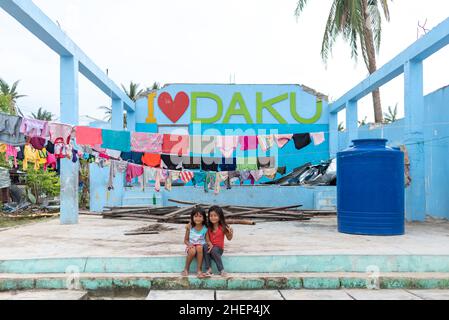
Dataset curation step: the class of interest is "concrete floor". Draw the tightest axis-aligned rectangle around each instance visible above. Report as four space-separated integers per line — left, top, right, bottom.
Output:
0 290 88 300
144 289 449 300
0 215 448 259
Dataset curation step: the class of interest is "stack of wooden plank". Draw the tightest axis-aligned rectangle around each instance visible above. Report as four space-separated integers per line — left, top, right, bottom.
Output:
101 199 336 225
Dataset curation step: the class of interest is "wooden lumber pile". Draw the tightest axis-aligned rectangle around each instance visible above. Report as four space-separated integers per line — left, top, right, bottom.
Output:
101 199 336 225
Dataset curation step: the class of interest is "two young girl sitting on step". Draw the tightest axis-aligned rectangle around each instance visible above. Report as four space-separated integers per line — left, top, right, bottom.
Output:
182 206 234 278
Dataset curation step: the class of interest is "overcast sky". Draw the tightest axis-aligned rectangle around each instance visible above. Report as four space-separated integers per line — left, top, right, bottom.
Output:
1 0 449 124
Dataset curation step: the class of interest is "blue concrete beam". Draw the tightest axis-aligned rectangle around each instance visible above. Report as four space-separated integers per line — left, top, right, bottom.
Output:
0 0 135 111
330 17 449 114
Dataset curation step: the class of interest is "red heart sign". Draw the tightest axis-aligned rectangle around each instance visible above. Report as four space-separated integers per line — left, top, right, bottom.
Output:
157 92 190 123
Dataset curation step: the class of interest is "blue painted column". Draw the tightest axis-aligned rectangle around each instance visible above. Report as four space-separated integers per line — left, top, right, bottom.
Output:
404 60 426 221
346 100 358 147
127 110 136 132
329 111 338 157
112 99 124 130
60 55 79 225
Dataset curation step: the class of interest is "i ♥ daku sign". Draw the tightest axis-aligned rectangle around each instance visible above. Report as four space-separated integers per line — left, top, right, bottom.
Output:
144 84 325 125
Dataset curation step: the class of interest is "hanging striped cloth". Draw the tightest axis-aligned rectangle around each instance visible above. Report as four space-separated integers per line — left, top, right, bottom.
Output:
180 170 194 183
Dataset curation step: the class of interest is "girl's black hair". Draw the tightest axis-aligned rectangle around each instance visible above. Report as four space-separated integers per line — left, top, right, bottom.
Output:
208 206 228 229
190 207 207 228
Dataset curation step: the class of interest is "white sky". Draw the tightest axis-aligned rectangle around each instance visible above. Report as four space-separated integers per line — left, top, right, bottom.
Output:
1 0 449 125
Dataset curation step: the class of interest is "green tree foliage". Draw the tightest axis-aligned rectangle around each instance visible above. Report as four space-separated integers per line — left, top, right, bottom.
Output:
32 107 54 121
295 0 391 123
0 78 26 115
25 169 60 204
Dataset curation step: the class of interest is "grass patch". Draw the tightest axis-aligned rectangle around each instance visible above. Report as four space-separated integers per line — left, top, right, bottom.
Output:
0 215 58 229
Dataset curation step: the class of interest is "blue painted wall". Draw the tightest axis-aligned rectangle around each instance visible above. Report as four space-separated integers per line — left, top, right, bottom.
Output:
339 85 449 220
90 84 332 211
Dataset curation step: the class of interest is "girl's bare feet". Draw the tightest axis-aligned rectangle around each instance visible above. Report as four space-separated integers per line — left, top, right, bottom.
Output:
181 270 189 277
197 272 207 279
204 269 213 277
220 271 228 277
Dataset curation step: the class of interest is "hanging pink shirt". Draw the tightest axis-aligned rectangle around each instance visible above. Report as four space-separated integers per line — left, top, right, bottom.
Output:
45 153 57 171
131 132 163 153
49 123 73 144
126 163 144 183
274 134 293 149
6 145 18 168
75 126 103 146
239 136 259 151
20 118 49 138
216 136 238 158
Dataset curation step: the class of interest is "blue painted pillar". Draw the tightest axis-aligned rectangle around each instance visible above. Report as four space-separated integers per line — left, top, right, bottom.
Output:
127 110 136 132
60 55 79 225
329 111 338 157
346 100 358 147
112 98 124 130
404 60 426 221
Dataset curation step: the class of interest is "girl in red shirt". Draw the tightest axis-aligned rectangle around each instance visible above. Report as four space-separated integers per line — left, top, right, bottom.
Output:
204 206 234 277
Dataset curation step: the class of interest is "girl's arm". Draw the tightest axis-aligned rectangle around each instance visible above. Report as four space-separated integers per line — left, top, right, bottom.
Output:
224 225 234 241
205 232 213 251
184 224 191 247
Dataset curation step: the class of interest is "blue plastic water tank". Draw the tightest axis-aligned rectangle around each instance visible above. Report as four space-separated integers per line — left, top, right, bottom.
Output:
337 139 405 236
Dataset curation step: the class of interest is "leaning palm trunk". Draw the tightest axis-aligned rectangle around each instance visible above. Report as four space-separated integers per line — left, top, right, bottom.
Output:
361 0 383 123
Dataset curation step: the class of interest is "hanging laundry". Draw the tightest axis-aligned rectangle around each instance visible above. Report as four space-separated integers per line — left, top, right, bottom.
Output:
190 135 216 155
131 132 163 153
154 169 162 192
142 153 161 168
105 149 122 159
293 133 312 150
180 170 194 184
239 136 259 151
142 167 158 191
108 160 128 190
250 170 264 182
0 144 6 153
162 134 190 156
72 149 79 163
258 135 275 152
5 145 18 168
20 118 49 138
96 157 110 169
239 170 254 185
22 145 47 171
274 134 293 149
126 163 144 183
237 157 259 171
257 157 276 169
310 132 325 146
0 114 26 146
49 123 72 145
164 172 173 192
263 168 278 180
201 157 220 172
219 157 237 172
30 137 47 150
121 151 144 165
182 156 201 170
101 129 131 152
171 171 181 181
161 154 183 171
216 136 238 158
214 172 229 194
45 152 57 171
54 138 72 159
192 172 206 188
75 126 103 146
45 141 55 154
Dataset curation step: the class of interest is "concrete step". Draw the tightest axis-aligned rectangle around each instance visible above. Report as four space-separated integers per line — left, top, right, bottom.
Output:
0 290 88 300
1 272 449 291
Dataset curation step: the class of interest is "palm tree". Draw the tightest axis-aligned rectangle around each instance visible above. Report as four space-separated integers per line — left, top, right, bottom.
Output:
98 105 127 129
0 78 26 115
295 0 391 123
383 103 398 124
121 81 144 102
32 107 54 121
338 122 345 132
